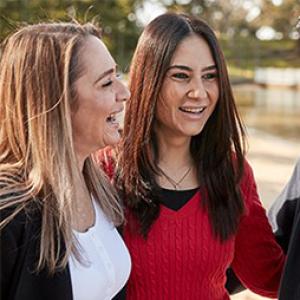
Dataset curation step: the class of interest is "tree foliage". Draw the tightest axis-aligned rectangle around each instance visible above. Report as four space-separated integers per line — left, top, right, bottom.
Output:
0 0 298 68
0 0 141 69
156 0 299 39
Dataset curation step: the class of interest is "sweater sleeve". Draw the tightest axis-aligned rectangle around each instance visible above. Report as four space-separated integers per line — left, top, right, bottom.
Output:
231 161 285 299
268 158 300 253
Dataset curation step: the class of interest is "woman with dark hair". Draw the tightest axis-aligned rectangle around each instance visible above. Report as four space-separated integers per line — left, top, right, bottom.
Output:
0 21 131 300
100 12 286 300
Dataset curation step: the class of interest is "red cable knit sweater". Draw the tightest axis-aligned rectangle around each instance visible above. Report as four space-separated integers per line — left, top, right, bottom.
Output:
122 163 285 300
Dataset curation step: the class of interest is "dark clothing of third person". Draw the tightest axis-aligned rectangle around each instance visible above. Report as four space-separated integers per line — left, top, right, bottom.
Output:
269 158 300 300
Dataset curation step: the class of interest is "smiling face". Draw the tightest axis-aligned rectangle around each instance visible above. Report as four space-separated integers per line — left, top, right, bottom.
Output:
155 34 219 141
72 36 130 161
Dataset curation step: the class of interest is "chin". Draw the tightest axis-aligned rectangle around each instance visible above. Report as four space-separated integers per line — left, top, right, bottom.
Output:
103 134 121 148
185 127 205 137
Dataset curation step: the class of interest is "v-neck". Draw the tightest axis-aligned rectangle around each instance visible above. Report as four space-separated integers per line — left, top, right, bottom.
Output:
160 190 201 219
159 187 199 211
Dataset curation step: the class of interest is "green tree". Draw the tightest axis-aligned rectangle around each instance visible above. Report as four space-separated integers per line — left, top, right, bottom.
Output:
257 0 300 54
0 0 141 69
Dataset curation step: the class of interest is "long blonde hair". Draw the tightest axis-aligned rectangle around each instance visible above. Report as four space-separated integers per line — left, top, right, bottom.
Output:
0 22 123 273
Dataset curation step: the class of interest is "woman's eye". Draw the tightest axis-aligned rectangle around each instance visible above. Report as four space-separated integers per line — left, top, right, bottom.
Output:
203 73 217 80
172 73 189 79
102 80 113 87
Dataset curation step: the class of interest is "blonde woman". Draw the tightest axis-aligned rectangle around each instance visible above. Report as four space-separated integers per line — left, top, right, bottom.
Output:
0 22 131 300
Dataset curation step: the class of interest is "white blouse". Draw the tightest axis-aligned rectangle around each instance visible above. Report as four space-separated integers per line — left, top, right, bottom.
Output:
69 200 131 300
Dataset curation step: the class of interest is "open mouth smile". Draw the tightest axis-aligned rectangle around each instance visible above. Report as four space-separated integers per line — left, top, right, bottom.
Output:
179 106 206 114
106 109 124 125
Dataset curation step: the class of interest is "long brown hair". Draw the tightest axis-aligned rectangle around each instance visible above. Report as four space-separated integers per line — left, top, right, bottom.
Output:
118 13 246 241
0 22 123 273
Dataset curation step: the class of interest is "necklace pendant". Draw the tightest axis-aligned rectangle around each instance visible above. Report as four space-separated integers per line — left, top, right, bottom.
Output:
160 165 192 190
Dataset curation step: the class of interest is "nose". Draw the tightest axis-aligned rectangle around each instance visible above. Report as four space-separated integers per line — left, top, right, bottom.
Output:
116 78 130 102
187 78 208 99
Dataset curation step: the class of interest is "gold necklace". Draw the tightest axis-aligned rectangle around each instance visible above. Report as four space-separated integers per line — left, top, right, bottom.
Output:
160 166 192 190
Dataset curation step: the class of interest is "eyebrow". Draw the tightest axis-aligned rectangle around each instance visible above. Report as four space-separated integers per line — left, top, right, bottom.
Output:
94 65 117 84
167 64 217 72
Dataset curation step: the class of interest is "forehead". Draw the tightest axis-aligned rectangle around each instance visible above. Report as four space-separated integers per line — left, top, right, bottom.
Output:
79 35 115 72
170 34 215 67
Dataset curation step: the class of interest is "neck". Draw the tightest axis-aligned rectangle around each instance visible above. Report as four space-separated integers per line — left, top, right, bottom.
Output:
77 154 86 172
74 144 89 172
156 133 192 169
154 130 199 190
71 165 95 232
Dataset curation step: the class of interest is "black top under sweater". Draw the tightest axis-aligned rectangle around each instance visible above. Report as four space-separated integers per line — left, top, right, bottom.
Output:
158 188 199 211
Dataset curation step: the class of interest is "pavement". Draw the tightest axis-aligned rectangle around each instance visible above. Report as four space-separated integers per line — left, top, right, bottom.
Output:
231 128 300 300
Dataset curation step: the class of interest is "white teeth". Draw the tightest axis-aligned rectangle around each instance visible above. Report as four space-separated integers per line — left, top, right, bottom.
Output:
107 110 124 124
180 107 205 113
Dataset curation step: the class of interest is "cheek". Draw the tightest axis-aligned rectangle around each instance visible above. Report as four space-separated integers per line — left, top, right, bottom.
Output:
213 81 219 98
214 87 219 102
158 84 182 111
162 81 184 99
93 94 113 118
207 83 219 106
157 80 189 124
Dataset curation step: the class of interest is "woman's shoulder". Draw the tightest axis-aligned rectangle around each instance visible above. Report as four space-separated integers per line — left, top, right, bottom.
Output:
239 159 255 190
238 159 259 210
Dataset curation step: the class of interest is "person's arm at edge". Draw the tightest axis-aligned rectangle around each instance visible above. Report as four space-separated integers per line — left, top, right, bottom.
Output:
268 158 300 253
231 160 285 298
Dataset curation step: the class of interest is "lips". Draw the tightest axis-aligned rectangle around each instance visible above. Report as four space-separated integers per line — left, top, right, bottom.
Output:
179 106 206 114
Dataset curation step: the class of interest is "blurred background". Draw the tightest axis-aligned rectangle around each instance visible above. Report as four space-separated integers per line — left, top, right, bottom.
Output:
1 1 299 299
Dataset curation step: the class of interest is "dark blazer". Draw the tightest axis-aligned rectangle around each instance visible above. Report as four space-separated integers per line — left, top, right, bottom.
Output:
0 204 125 300
0 204 73 300
277 202 300 300
268 159 300 300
